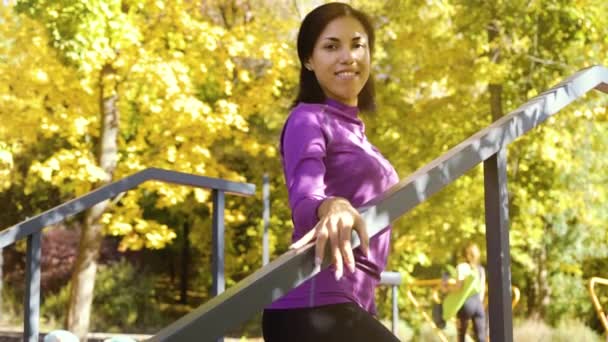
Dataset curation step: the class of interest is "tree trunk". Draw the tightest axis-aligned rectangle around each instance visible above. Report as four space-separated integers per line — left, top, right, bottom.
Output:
487 20 503 121
66 64 119 341
530 243 551 320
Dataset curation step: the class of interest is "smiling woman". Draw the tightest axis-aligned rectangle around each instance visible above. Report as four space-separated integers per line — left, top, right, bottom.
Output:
262 2 400 342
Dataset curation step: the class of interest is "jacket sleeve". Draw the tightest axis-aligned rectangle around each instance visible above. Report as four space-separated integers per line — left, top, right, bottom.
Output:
281 109 328 240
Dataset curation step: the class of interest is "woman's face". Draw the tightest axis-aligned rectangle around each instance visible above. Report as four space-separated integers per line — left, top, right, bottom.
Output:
306 16 371 107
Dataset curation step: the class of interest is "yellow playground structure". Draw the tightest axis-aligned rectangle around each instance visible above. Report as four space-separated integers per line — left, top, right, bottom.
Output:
406 278 520 342
589 277 608 337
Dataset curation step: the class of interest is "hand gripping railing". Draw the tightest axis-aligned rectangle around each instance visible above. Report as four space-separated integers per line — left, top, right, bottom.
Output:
0 167 255 342
150 65 608 342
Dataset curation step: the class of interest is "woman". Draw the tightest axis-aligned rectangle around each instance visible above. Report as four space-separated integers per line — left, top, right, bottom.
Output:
262 3 400 341
455 243 486 342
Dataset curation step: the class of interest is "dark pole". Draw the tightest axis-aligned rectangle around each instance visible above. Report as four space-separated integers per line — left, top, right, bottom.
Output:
212 189 225 296
24 232 41 342
484 147 513 342
180 221 190 304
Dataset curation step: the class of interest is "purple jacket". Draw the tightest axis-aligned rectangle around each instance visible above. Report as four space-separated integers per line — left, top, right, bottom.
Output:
268 98 399 314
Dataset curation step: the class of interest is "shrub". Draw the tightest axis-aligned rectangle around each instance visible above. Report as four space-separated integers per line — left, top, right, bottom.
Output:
513 319 553 342
552 318 602 342
42 259 164 333
380 318 414 341
0 283 23 325
419 321 461 342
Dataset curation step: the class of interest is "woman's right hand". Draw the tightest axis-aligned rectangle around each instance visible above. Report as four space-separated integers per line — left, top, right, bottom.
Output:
290 197 369 280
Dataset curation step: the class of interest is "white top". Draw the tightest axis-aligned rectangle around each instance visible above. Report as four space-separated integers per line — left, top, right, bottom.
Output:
457 262 485 300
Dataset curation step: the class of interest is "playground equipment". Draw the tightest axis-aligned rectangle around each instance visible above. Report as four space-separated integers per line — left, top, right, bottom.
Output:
589 276 608 336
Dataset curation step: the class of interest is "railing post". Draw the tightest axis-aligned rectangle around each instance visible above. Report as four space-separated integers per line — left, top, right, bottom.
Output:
212 189 225 297
262 173 270 266
212 189 225 342
391 285 398 335
483 147 513 342
24 231 41 342
380 271 402 336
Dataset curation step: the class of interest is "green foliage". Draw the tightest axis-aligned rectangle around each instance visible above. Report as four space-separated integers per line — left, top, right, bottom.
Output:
379 318 414 341
2 0 608 335
0 282 23 325
552 318 602 342
548 273 594 325
40 280 71 327
41 259 163 333
418 321 460 342
513 318 601 342
513 319 553 342
91 260 163 332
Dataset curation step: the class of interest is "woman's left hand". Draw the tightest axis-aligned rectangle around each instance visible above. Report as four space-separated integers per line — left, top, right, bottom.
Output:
289 197 369 280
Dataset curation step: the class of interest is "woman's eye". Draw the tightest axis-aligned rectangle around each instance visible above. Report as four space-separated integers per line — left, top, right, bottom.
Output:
324 44 337 50
354 43 366 49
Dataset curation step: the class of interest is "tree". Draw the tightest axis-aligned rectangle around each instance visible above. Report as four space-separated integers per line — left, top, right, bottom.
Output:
4 0 298 337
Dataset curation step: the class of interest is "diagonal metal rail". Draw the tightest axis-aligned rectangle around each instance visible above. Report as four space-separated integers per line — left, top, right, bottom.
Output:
149 65 608 341
0 167 255 342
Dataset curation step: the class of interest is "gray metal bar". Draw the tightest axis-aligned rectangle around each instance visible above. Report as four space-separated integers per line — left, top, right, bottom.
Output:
262 173 270 266
484 148 513 342
380 271 402 335
392 285 398 335
212 190 225 297
144 168 255 196
149 66 608 341
24 232 41 342
0 168 255 249
180 221 190 304
380 271 402 286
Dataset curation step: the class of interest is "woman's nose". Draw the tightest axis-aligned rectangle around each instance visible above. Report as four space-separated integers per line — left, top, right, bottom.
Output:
339 48 356 64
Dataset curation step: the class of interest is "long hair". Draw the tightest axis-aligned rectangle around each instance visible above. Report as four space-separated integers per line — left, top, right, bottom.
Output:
293 2 376 112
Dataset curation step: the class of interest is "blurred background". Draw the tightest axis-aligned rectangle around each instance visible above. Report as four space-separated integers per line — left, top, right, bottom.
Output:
1 0 608 340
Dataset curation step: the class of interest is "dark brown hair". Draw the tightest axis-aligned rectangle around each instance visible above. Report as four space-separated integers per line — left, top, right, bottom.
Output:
293 2 376 112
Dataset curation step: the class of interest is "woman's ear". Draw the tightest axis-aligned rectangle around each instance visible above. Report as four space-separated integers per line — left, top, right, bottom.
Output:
304 61 313 71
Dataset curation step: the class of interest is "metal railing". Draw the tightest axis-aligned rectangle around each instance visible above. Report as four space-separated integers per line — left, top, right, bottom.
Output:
149 65 608 341
379 271 402 335
0 168 255 342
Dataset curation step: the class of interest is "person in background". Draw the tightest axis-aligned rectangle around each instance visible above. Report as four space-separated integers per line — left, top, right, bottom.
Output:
262 2 400 341
455 242 486 342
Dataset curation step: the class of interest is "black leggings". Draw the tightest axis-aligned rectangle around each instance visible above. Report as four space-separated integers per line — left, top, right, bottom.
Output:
262 302 399 342
457 295 486 342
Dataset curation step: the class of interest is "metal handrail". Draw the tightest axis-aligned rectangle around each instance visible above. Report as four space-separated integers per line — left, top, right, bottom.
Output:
589 277 608 334
149 65 608 341
0 167 255 342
